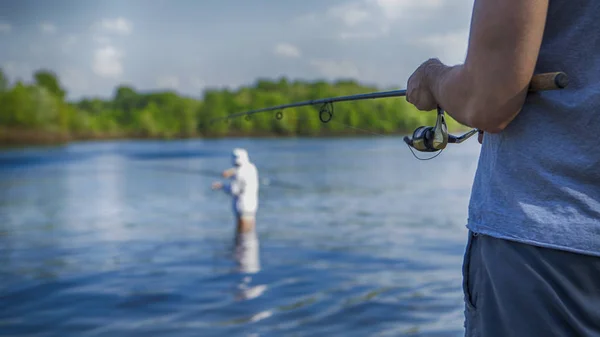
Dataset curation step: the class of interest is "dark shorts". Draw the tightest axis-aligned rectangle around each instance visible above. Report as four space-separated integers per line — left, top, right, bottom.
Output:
462 231 600 337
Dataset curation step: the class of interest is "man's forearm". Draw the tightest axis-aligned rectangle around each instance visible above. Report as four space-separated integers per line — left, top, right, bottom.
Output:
421 0 549 133
426 60 528 133
425 62 474 127
223 168 236 178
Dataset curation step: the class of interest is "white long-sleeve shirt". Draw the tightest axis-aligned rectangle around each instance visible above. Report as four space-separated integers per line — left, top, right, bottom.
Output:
223 160 259 216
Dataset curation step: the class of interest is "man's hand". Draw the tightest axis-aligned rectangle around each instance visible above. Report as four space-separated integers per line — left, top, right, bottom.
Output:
406 58 445 111
211 181 223 190
222 168 235 178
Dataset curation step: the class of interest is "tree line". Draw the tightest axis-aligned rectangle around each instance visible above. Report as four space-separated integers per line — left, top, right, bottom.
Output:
0 68 467 145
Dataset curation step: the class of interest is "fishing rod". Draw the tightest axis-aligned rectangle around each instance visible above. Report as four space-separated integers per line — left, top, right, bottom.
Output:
209 72 569 157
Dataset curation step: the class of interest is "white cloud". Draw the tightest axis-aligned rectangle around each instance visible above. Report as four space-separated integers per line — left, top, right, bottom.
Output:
328 3 371 27
0 22 11 34
292 1 385 40
291 13 318 26
64 34 78 45
156 76 180 90
2 61 34 82
89 18 131 80
60 67 89 91
93 35 111 45
40 22 57 34
61 34 78 53
310 59 361 80
96 17 133 35
92 45 123 78
3 62 19 77
190 77 206 91
294 0 461 41
414 29 469 64
369 0 444 19
274 43 301 58
29 44 43 55
339 29 389 40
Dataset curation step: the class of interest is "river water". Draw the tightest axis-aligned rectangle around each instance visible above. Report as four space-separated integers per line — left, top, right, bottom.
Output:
0 136 482 336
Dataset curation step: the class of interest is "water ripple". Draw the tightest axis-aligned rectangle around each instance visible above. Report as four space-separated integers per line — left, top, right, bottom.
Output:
0 137 479 336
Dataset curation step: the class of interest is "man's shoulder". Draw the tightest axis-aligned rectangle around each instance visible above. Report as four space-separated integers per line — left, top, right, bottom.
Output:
245 162 258 171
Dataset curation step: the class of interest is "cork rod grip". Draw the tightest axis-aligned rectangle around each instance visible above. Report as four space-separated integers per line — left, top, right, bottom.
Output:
529 72 569 92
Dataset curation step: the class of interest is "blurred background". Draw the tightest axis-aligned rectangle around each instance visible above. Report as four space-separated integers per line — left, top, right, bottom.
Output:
0 0 479 336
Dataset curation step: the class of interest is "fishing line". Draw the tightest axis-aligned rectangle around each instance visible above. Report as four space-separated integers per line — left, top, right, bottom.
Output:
251 106 444 161
327 118 444 160
128 162 304 190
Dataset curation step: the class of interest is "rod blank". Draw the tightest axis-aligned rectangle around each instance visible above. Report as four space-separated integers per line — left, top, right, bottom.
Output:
209 71 569 124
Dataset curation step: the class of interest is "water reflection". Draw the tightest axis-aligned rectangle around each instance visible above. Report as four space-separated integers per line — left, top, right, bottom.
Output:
63 156 130 243
232 230 267 301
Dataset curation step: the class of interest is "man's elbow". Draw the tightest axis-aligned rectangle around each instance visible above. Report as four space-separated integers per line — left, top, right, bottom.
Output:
464 95 525 134
471 116 510 133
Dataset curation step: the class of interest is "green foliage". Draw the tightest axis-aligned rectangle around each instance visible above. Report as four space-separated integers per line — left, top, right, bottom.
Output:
33 70 66 100
0 68 468 145
0 69 8 93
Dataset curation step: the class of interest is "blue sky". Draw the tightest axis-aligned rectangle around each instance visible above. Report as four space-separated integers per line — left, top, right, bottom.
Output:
0 0 474 100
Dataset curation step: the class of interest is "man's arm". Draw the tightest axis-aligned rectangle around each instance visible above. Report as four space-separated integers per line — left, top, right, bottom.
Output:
222 168 236 179
213 168 241 192
223 179 243 196
222 169 245 196
408 0 549 133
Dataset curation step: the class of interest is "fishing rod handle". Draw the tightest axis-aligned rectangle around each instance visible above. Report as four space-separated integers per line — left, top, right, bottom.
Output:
473 72 567 145
529 72 568 92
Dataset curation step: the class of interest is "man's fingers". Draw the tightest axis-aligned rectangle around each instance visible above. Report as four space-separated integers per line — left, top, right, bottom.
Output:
409 91 436 111
406 85 413 103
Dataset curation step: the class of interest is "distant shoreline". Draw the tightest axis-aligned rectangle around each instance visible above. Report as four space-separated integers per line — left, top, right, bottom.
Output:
1 70 471 151
0 125 471 149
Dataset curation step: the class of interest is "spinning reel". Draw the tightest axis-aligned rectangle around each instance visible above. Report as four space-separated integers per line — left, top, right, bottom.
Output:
403 107 479 152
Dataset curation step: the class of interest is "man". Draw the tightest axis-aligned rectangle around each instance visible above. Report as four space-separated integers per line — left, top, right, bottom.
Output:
212 148 260 235
405 0 600 336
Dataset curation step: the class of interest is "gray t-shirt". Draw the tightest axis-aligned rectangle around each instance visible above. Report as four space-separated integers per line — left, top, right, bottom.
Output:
467 0 600 257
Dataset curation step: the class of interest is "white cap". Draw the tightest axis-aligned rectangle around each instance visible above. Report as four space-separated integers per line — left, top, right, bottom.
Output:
232 148 249 166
